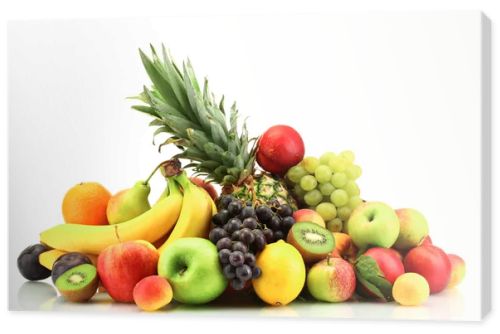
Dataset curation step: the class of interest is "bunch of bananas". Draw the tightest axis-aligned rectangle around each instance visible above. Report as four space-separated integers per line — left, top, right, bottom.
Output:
39 171 216 259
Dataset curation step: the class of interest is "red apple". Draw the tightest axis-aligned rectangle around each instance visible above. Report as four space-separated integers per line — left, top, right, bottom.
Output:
189 176 218 201
97 240 159 303
256 125 305 175
403 245 451 294
307 257 356 302
364 247 405 284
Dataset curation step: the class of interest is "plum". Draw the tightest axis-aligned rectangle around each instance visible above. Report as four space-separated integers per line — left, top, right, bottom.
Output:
17 244 51 281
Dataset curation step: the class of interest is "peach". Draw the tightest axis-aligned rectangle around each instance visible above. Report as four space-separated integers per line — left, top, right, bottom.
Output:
331 232 358 261
447 254 466 288
133 275 173 311
97 240 159 303
404 245 451 294
293 209 325 228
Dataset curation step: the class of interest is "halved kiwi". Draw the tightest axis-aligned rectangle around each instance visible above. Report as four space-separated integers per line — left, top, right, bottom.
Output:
286 222 335 263
55 263 98 302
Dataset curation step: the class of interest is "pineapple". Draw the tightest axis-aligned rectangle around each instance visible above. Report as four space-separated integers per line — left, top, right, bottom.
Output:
131 45 296 209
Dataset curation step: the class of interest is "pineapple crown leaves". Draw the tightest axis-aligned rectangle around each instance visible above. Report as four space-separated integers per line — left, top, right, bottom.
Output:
130 44 257 185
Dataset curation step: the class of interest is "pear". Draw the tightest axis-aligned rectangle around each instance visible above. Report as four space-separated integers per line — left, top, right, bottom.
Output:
107 181 151 225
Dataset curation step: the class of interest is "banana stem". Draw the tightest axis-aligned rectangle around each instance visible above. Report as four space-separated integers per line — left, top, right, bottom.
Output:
174 171 191 191
167 177 181 195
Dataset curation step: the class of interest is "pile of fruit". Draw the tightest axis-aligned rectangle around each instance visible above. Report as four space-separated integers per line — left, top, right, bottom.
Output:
17 45 466 311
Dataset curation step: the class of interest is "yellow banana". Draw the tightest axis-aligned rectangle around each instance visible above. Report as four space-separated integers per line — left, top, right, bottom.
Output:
40 181 183 255
39 249 98 270
39 249 66 270
201 187 218 216
157 173 213 254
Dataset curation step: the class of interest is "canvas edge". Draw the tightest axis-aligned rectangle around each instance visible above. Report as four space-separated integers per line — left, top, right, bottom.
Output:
480 11 492 320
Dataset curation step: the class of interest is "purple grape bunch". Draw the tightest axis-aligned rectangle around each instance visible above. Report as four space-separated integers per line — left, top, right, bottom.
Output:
208 195 296 290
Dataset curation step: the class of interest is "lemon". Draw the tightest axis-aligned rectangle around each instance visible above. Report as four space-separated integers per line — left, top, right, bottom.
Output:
253 240 306 306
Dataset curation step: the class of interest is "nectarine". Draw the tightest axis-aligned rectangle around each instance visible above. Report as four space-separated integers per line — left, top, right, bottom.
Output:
404 245 451 294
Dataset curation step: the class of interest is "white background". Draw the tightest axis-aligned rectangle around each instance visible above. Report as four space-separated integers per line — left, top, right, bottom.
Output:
0 0 494 330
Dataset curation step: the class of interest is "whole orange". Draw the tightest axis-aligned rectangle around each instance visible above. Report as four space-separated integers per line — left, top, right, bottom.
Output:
62 182 111 225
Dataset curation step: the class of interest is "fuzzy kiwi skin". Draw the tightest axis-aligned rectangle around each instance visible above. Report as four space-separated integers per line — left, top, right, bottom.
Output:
286 224 335 264
52 253 92 284
57 273 99 303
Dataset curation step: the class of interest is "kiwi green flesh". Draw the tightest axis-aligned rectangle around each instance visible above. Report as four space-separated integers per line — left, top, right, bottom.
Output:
55 263 97 291
290 222 335 254
55 264 98 302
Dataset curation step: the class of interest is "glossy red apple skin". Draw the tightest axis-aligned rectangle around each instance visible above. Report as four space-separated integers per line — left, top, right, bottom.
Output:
256 125 305 175
364 247 405 284
403 245 451 294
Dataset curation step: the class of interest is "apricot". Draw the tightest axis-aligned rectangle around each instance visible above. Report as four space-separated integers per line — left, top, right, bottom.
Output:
392 273 430 306
133 275 173 311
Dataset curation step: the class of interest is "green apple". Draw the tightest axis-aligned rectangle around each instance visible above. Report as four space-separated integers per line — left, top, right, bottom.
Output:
158 237 227 304
347 201 399 250
393 208 429 251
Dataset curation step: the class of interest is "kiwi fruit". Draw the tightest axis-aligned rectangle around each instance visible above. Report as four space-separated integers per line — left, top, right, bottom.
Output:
52 252 92 284
52 252 98 302
54 263 98 302
286 222 335 263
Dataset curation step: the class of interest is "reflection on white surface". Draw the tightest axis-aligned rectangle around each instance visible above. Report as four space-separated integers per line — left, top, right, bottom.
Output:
13 281 470 320
17 281 57 311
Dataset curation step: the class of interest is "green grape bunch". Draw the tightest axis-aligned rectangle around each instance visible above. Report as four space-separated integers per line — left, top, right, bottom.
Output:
286 151 363 232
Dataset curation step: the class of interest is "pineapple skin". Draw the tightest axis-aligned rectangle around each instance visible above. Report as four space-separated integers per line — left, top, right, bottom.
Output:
223 173 298 210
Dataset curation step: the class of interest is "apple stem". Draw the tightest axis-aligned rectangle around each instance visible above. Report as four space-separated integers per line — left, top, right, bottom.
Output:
327 254 331 266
